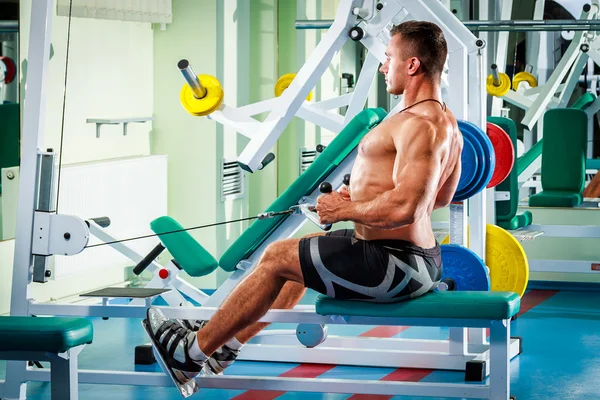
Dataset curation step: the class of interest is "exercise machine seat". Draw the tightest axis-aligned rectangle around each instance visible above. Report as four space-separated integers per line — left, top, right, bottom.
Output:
316 291 520 320
517 93 594 178
488 116 532 230
150 216 219 277
0 103 20 195
219 108 388 272
0 316 93 353
529 108 587 208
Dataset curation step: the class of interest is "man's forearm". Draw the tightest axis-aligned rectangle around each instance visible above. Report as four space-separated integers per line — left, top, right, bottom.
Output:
339 190 416 229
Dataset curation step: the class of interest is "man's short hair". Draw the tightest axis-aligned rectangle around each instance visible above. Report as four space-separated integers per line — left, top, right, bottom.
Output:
390 21 448 79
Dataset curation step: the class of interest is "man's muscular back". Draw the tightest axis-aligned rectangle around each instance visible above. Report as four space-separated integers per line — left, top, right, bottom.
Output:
348 101 462 248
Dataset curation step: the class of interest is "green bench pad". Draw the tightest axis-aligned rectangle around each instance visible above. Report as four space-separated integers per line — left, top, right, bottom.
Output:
150 216 219 277
529 190 582 207
316 291 521 320
0 317 93 353
219 108 388 272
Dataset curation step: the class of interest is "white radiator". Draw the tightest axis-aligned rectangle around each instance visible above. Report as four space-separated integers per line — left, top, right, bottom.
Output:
53 155 168 279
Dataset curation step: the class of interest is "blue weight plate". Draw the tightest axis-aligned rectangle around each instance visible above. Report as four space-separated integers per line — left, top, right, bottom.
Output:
465 120 496 189
453 122 486 201
440 244 490 291
456 135 478 193
457 120 495 200
462 120 496 194
456 138 483 194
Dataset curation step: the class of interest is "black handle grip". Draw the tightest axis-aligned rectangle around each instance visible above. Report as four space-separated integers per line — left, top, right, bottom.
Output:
320 182 332 193
343 174 350 186
89 217 111 228
133 243 165 275
260 152 276 169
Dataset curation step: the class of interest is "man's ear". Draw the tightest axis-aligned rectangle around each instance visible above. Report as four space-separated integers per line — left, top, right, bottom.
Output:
407 57 421 76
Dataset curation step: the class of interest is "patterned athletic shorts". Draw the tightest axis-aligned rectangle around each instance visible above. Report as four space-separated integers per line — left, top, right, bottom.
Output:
299 229 442 303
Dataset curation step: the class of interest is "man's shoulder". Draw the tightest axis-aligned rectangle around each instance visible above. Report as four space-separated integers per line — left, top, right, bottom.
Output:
385 113 436 140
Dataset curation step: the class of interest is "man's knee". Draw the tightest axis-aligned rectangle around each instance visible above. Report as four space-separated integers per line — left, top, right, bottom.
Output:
260 239 302 278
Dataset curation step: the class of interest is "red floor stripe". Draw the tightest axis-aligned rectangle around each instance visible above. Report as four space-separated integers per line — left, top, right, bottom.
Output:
234 289 559 399
232 364 335 400
347 368 433 400
233 327 407 399
518 289 559 316
359 325 409 337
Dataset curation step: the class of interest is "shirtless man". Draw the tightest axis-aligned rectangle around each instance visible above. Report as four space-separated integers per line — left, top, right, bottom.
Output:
143 20 463 391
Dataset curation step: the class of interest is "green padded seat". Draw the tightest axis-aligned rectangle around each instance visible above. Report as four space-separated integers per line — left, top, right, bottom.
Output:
0 103 20 195
488 116 531 230
529 108 587 208
529 190 583 207
0 317 93 353
219 108 388 272
316 291 521 320
150 216 218 277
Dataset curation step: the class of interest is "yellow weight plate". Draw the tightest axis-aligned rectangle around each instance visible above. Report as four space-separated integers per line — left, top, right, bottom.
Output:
180 74 224 117
512 71 538 90
486 224 529 297
486 72 511 97
274 73 313 101
440 224 529 297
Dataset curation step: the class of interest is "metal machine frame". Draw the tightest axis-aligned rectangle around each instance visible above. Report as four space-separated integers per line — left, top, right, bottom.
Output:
3 0 510 398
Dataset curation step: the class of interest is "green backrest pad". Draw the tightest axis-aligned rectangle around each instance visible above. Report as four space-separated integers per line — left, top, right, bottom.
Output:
0 316 93 354
516 92 595 177
219 108 388 272
0 103 20 194
316 291 521 320
541 108 587 192
488 116 518 221
150 216 219 277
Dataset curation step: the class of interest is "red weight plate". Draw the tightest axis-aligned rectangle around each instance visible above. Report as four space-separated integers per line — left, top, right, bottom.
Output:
0 56 16 84
486 122 515 188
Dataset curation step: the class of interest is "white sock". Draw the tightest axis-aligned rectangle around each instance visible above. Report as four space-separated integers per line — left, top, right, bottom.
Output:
225 336 243 350
187 335 208 363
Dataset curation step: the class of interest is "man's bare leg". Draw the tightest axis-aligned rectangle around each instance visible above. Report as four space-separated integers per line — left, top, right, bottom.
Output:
196 237 306 356
230 232 324 344
235 281 306 343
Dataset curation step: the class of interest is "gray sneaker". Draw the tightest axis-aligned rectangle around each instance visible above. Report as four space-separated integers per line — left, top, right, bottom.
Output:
179 319 240 375
143 308 205 397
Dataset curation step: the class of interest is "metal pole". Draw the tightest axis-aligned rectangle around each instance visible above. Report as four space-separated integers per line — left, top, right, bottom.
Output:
177 59 207 99
490 64 501 86
295 19 600 31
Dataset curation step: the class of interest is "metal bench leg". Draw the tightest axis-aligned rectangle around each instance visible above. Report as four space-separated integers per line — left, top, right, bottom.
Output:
3 361 27 400
49 347 82 400
489 319 510 400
